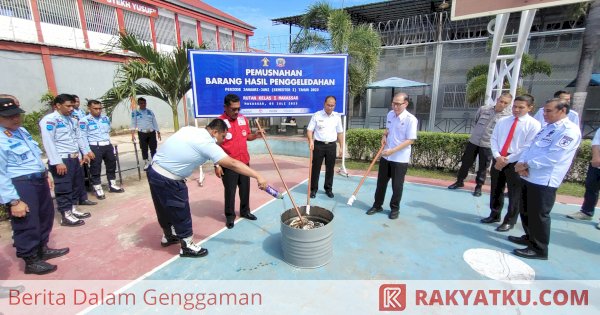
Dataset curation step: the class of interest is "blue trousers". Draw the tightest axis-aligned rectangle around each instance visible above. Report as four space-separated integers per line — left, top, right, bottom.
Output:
10 177 55 258
581 164 600 216
89 144 117 185
147 166 193 239
49 157 85 213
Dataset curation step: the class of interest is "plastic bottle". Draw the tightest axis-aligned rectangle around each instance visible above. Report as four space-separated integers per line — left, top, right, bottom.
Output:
264 185 284 199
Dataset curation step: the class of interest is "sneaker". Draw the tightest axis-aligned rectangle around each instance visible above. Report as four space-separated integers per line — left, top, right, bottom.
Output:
161 235 179 247
72 206 91 219
60 211 85 227
143 160 150 171
93 184 106 200
179 236 208 258
566 211 592 221
109 180 125 193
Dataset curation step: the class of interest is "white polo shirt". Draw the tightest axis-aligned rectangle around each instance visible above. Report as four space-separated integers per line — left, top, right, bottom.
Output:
383 110 418 163
490 114 541 163
307 110 343 142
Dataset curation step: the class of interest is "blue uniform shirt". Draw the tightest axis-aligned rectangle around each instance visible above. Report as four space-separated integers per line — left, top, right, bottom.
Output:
0 126 46 203
153 127 227 178
71 108 87 121
130 108 159 131
519 118 582 187
39 111 90 165
80 113 111 143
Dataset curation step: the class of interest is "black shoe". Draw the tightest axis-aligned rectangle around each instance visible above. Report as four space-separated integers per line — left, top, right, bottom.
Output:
310 192 316 198
480 214 501 224
79 200 97 206
60 212 85 227
241 213 257 220
23 256 57 275
109 186 125 193
39 246 69 260
472 185 482 197
325 191 334 198
366 207 383 215
389 211 399 220
513 248 547 260
226 219 234 229
508 235 530 246
95 193 106 200
496 223 513 232
161 235 179 247
179 238 209 258
448 181 464 189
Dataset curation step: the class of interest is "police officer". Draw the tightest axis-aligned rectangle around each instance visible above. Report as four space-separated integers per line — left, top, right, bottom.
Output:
484 95 541 231
533 90 580 126
0 97 69 275
307 95 344 199
365 93 418 219
80 100 125 199
130 97 160 170
511 98 581 260
448 92 513 196
40 94 94 227
147 119 267 257
71 94 86 121
71 94 93 200
215 94 262 229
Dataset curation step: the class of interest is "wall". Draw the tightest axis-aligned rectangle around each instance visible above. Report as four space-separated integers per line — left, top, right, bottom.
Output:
0 50 48 109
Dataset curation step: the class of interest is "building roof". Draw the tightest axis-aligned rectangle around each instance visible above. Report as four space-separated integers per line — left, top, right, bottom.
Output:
164 0 255 31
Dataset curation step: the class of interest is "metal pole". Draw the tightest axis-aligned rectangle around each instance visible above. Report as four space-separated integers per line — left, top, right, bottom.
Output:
427 11 444 131
114 144 123 185
133 140 141 180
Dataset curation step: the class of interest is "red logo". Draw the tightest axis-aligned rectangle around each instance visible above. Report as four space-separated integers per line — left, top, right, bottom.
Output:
379 284 406 311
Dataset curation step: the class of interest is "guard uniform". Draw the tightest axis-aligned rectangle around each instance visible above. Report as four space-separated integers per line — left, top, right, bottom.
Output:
533 108 579 126
218 113 251 222
71 107 86 121
518 117 581 257
488 114 541 227
40 110 92 225
130 108 159 161
307 109 343 195
71 106 90 198
80 113 124 198
371 110 418 214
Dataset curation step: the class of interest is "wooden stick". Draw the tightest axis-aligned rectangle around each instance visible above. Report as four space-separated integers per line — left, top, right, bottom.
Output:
306 145 313 214
254 119 304 221
347 144 385 206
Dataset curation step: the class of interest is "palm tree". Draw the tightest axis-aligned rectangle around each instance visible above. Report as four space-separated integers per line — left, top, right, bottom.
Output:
465 49 552 104
101 33 204 130
290 1 381 102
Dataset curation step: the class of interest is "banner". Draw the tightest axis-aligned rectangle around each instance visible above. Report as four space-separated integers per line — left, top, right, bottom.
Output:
92 0 158 17
188 51 348 117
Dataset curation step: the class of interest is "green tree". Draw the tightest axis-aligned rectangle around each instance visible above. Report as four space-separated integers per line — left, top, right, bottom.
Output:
290 1 381 99
101 33 204 131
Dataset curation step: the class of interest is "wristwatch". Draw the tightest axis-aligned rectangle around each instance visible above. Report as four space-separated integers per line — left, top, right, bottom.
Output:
9 199 20 207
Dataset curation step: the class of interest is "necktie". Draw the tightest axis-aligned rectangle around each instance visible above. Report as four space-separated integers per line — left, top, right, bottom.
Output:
500 117 518 157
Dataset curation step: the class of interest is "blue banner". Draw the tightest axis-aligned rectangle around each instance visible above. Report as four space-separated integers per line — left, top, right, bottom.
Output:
188 51 348 117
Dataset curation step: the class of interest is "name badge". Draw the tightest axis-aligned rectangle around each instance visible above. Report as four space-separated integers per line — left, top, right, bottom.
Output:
237 117 246 126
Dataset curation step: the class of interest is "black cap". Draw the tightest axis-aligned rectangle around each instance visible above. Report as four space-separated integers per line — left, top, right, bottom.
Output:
0 98 25 117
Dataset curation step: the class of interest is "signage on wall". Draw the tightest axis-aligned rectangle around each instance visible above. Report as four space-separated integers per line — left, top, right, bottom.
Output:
92 0 158 17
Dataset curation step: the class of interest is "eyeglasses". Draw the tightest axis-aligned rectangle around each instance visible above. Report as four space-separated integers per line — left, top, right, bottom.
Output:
392 101 405 106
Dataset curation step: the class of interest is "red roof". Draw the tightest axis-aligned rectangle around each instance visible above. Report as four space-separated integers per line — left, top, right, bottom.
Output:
171 0 255 30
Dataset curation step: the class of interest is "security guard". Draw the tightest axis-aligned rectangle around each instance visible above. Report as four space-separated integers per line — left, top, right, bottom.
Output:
147 119 267 257
511 98 581 260
448 92 512 196
130 97 160 170
0 97 69 275
216 94 262 229
532 90 579 126
365 93 418 219
307 95 344 198
40 94 94 227
483 94 541 232
71 94 87 121
71 94 92 200
80 100 125 199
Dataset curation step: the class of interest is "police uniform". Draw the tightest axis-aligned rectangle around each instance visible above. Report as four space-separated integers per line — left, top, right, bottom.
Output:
217 113 252 225
130 108 160 161
486 114 541 229
307 109 343 196
71 106 91 199
454 105 511 192
80 113 124 199
516 117 581 258
71 107 87 121
533 108 580 126
371 110 418 217
0 98 68 274
40 110 92 226
147 126 227 257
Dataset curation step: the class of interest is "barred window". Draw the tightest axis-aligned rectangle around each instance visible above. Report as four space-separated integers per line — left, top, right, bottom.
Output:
155 15 176 46
38 0 80 28
219 30 232 51
0 0 32 20
123 10 151 42
82 0 118 35
201 27 216 50
179 21 197 45
234 36 246 52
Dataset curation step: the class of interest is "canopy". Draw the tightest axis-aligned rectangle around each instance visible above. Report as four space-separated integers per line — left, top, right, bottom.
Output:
566 73 600 87
367 77 429 89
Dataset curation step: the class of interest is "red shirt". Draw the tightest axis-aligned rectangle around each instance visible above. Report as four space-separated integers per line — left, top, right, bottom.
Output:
218 113 251 164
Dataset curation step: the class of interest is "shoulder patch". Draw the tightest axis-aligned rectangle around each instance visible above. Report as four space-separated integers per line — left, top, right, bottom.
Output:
557 135 574 148
79 121 86 130
46 122 54 131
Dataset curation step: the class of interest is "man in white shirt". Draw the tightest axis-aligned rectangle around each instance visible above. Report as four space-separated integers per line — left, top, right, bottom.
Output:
365 93 418 219
533 90 579 126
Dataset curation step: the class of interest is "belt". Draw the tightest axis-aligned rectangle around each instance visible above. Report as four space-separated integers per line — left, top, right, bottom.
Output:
89 141 111 146
138 129 155 133
59 153 79 159
315 140 335 145
12 171 48 181
151 163 184 181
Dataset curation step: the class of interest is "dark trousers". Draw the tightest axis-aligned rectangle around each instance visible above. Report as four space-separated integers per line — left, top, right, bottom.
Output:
581 164 600 216
147 166 192 239
520 180 557 256
311 142 336 193
138 131 157 160
10 177 55 258
489 160 522 224
372 158 409 211
89 144 117 185
456 142 492 185
49 157 85 213
222 166 250 220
